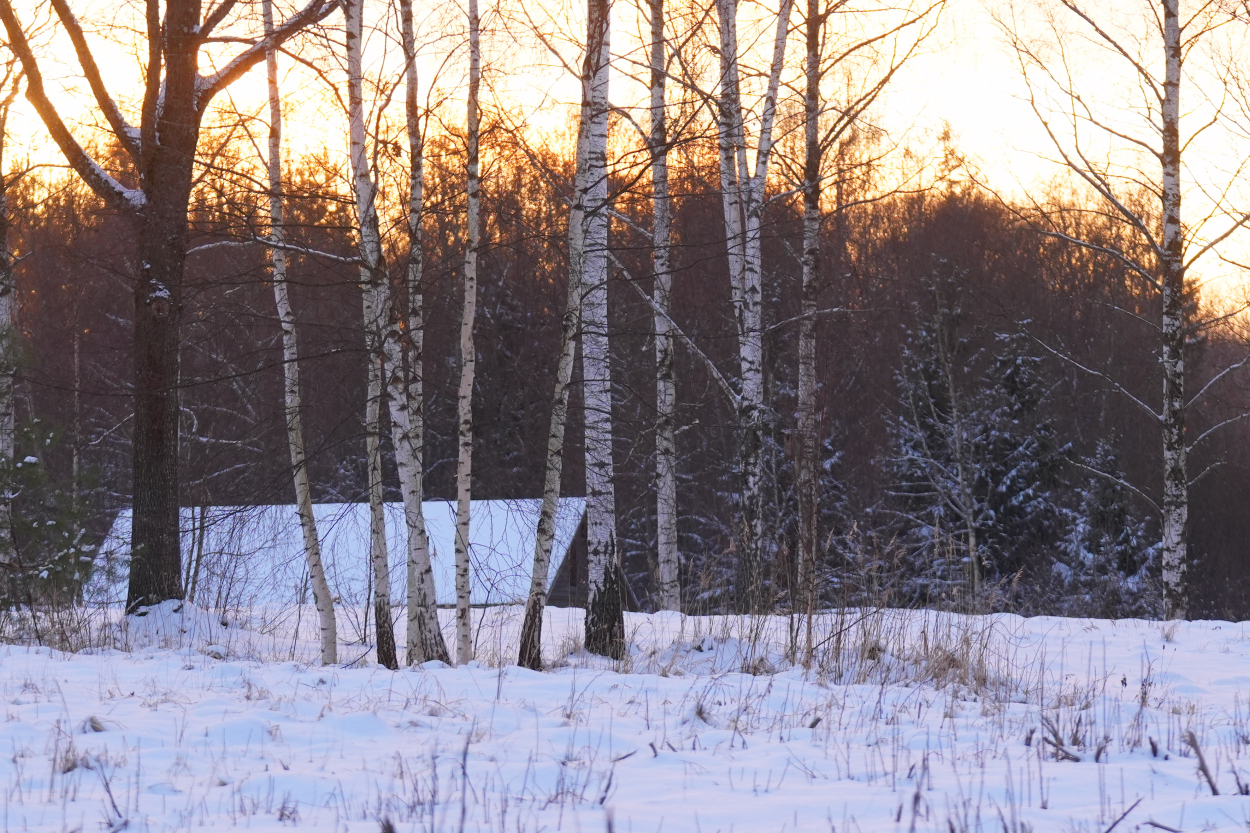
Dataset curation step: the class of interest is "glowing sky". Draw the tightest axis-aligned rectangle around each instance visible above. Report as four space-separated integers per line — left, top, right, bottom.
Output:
8 0 1250 298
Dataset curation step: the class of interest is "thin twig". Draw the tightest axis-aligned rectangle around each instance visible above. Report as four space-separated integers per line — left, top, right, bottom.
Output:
1102 797 1142 833
1143 821 1182 833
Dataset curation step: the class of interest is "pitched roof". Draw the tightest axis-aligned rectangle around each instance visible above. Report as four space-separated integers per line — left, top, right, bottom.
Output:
90 499 586 609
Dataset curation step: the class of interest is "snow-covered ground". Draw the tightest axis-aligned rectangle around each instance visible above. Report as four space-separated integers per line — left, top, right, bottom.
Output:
1 603 1248 832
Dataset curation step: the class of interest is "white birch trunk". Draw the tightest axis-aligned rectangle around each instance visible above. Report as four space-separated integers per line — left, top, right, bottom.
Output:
714 0 752 612
580 0 624 658
382 308 448 665
453 0 482 665
392 0 449 666
1159 0 1187 619
265 0 336 664
716 0 793 613
364 346 397 667
715 0 746 306
795 0 819 644
650 0 680 612
346 0 397 668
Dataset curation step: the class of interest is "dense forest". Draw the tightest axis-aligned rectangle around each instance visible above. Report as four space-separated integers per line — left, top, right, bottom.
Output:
8 138 1250 619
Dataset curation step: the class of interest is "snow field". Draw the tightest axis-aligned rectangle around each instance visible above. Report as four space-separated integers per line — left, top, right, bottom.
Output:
1 605 1249 831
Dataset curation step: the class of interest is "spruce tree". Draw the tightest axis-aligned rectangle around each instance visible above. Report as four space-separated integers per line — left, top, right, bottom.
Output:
886 267 1066 605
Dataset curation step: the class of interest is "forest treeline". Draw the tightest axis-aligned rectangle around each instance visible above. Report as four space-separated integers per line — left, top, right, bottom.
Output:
2 0 1249 663
10 138 1250 620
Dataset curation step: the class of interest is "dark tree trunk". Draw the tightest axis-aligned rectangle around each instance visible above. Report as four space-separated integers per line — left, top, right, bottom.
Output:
127 203 187 610
585 545 625 659
125 4 202 609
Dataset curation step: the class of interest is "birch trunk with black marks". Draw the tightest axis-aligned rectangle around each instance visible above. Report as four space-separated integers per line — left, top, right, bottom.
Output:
649 0 679 613
346 0 397 669
364 352 396 668
392 0 449 666
453 0 482 665
716 0 793 614
264 0 336 664
1159 0 1187 619
580 0 624 659
795 0 819 634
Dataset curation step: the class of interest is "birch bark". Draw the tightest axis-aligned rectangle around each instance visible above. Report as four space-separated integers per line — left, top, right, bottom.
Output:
1159 0 1187 618
264 0 336 664
346 0 397 669
649 0 680 612
364 348 397 668
453 0 482 665
392 0 449 666
580 0 625 658
796 0 819 641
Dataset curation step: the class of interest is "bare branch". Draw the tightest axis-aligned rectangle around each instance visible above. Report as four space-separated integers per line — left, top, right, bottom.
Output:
47 0 140 160
201 0 240 40
1027 332 1160 422
0 0 144 211
1187 351 1250 408
1187 411 1250 454
612 253 741 407
197 0 337 108
1184 209 1250 269
1031 224 1161 293
1089 298 1161 332
187 235 361 265
1057 0 1162 104
1067 456 1161 514
765 306 865 333
1189 460 1225 489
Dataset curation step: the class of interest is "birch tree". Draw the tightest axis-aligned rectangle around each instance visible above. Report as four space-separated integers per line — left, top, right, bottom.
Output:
0 0 335 611
796 6 819 632
346 0 397 668
648 0 680 612
392 0 450 666
514 27 596 668
580 0 625 658
505 0 688 647
1003 0 1250 619
715 0 794 614
263 0 336 664
453 0 483 665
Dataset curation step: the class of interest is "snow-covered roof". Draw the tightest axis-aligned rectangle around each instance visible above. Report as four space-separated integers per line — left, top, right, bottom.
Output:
90 499 585 609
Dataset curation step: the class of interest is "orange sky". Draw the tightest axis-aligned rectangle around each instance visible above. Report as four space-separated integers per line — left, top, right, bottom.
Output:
9 0 1250 300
